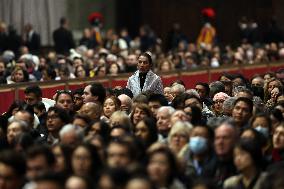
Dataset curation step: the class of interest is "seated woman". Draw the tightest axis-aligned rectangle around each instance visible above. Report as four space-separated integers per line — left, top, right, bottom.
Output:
223 138 266 189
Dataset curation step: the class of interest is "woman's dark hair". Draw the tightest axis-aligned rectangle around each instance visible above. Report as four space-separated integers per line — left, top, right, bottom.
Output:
235 138 264 169
85 120 110 144
107 62 121 74
74 65 89 77
270 108 283 122
195 82 210 96
147 147 178 186
218 72 235 81
73 114 92 127
95 65 106 76
188 105 203 125
99 168 130 189
250 113 272 131
53 144 73 175
0 100 26 132
240 128 267 149
47 106 71 124
72 143 103 178
134 117 158 148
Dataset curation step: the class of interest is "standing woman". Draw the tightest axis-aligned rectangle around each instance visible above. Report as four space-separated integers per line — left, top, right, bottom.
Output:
127 52 163 97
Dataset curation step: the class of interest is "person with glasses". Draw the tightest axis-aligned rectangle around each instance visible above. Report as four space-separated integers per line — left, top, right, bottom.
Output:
46 106 70 145
72 88 84 111
212 92 230 117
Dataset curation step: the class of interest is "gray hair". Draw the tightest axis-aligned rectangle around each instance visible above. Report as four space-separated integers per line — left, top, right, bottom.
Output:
157 106 176 115
171 84 185 95
209 81 225 98
59 124 84 141
223 97 237 112
8 120 30 132
185 89 200 98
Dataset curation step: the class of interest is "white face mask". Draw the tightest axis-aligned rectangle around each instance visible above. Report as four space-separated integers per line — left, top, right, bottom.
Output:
255 126 269 138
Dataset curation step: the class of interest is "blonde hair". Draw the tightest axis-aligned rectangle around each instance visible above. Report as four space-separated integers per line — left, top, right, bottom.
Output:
168 121 193 143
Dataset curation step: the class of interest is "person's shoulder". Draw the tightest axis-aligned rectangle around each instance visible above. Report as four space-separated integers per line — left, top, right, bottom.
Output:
223 175 242 189
148 70 161 78
129 70 139 78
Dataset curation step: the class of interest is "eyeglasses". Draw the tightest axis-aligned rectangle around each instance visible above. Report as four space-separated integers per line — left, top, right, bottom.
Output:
213 100 225 104
56 90 72 94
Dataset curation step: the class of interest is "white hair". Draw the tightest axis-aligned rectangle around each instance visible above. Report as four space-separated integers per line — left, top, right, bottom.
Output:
168 121 193 143
59 124 84 141
171 84 185 94
8 119 30 132
157 106 176 115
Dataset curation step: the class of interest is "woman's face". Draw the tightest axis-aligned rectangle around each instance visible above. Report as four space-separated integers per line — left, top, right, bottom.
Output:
135 120 150 142
169 131 188 153
98 67 106 76
109 64 119 75
13 69 24 82
76 66 86 78
52 146 65 173
103 98 117 118
161 61 171 72
273 126 284 150
72 146 92 176
147 152 170 184
46 111 65 134
252 117 269 129
88 122 101 137
137 55 150 73
133 107 147 125
268 80 280 94
234 147 254 172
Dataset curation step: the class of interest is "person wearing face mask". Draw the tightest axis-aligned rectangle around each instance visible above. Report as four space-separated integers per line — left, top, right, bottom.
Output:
184 125 216 179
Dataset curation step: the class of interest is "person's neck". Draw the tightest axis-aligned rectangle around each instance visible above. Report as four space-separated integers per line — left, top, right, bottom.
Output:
50 131 59 139
242 166 258 187
193 152 207 162
218 153 232 162
156 179 168 188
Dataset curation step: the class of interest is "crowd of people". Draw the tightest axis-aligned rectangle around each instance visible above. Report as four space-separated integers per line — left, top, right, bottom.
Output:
0 17 284 85
0 50 284 189
1 16 284 189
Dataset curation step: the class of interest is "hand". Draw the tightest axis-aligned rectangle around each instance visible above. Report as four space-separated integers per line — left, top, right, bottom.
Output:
271 87 280 101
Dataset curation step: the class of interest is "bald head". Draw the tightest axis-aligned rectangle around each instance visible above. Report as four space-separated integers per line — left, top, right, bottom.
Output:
118 94 132 114
214 121 238 159
79 102 102 121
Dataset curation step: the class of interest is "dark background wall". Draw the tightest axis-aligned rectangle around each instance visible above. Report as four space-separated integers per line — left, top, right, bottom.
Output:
116 0 284 46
